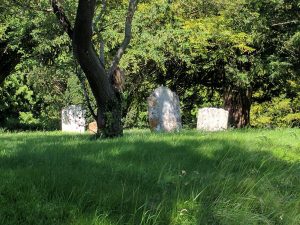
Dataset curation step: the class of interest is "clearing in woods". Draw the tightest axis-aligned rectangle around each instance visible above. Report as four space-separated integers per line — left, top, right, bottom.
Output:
0 129 299 225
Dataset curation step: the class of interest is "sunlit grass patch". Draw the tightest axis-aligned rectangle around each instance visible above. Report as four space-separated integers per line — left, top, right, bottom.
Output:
0 129 299 225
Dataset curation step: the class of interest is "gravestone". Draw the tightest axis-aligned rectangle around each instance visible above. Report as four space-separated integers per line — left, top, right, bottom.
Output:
197 107 229 131
88 121 97 134
61 105 86 133
148 86 182 132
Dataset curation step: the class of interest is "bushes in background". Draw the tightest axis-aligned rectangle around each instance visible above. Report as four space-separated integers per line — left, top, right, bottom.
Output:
251 96 300 128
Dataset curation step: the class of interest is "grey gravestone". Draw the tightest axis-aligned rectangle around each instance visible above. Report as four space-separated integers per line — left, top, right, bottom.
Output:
148 86 182 132
61 105 86 133
197 107 229 131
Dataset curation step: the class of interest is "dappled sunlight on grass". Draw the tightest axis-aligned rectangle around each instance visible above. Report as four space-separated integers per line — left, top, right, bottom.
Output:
0 129 299 224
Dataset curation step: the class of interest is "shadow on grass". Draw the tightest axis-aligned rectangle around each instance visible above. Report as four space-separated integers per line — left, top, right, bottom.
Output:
0 132 299 225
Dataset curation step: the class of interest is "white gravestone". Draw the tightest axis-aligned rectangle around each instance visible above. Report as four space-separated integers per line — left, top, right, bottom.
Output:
61 105 86 133
148 86 182 132
197 107 229 131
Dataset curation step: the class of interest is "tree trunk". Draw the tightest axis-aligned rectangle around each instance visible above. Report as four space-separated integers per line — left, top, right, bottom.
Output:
96 94 123 137
224 86 252 128
52 0 137 137
73 0 122 137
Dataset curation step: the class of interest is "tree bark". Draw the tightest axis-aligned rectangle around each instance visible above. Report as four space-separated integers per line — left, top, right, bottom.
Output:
72 0 122 137
223 86 252 128
52 0 138 137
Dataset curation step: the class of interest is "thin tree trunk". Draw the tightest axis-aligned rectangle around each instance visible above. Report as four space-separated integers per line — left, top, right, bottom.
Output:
224 86 252 128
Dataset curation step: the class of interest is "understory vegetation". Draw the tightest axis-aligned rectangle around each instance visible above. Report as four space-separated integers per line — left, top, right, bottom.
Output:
0 129 299 225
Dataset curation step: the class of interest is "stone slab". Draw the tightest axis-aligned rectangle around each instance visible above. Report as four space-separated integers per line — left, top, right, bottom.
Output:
148 86 182 132
88 121 97 134
61 105 85 133
197 107 229 131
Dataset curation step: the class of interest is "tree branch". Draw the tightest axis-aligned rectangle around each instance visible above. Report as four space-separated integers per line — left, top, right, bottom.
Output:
272 20 298 27
97 0 107 65
99 37 105 66
94 0 107 28
51 0 73 39
108 0 139 78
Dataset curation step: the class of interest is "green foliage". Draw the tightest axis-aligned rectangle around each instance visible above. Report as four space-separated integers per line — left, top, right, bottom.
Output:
283 113 300 127
19 112 39 125
0 65 86 130
1 0 300 129
251 96 300 128
0 0 90 130
0 73 38 130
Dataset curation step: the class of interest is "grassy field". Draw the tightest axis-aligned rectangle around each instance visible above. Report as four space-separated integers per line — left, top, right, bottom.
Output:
0 129 299 225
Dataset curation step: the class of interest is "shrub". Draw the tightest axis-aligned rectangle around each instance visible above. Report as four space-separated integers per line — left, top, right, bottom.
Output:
251 96 300 128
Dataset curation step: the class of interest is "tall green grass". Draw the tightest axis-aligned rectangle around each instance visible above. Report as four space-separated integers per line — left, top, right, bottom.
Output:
0 129 299 225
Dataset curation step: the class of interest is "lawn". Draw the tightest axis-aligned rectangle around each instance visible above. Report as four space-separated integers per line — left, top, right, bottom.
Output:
0 129 299 225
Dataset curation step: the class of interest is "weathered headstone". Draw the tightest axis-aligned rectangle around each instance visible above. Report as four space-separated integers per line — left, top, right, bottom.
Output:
148 86 182 132
197 107 229 131
88 121 97 134
61 105 86 133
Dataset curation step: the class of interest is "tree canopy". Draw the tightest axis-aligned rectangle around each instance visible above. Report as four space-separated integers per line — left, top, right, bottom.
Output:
0 0 299 131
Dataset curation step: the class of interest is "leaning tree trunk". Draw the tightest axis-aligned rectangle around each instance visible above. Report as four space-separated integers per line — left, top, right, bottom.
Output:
223 86 252 128
72 0 122 137
52 0 137 137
